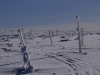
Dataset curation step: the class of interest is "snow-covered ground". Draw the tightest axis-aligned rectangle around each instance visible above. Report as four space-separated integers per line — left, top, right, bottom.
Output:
0 30 100 75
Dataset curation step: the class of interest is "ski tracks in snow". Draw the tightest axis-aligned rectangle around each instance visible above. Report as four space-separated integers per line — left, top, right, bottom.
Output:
45 53 100 75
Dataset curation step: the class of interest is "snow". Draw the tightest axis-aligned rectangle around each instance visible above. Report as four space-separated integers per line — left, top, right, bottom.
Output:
0 30 100 75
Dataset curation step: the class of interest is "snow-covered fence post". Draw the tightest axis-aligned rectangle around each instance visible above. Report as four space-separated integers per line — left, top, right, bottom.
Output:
18 28 27 52
21 28 26 46
20 30 34 71
21 28 26 44
81 28 84 46
18 29 25 46
76 16 82 53
21 28 27 52
48 30 53 46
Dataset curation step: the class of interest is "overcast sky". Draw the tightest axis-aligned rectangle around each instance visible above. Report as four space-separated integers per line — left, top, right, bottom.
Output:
0 0 100 31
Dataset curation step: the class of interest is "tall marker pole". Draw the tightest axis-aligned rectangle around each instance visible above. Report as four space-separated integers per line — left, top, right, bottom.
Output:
76 16 82 53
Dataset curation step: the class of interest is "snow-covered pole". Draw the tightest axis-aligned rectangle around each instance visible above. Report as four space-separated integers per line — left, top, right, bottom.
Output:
18 28 27 53
18 29 26 46
21 28 26 47
48 30 53 46
81 28 84 46
18 29 22 45
21 28 26 45
76 16 82 53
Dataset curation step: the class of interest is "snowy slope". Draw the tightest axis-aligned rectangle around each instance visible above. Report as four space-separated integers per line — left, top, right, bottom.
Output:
0 30 100 75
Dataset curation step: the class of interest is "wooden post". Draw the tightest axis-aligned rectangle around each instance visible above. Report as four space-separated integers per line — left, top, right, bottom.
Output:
48 30 53 46
76 16 82 53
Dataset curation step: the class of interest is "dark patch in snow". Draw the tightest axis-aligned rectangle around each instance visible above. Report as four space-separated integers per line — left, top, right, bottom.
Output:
59 39 70 42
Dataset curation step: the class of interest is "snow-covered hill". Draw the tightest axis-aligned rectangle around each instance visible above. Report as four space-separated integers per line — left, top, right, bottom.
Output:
0 30 100 75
